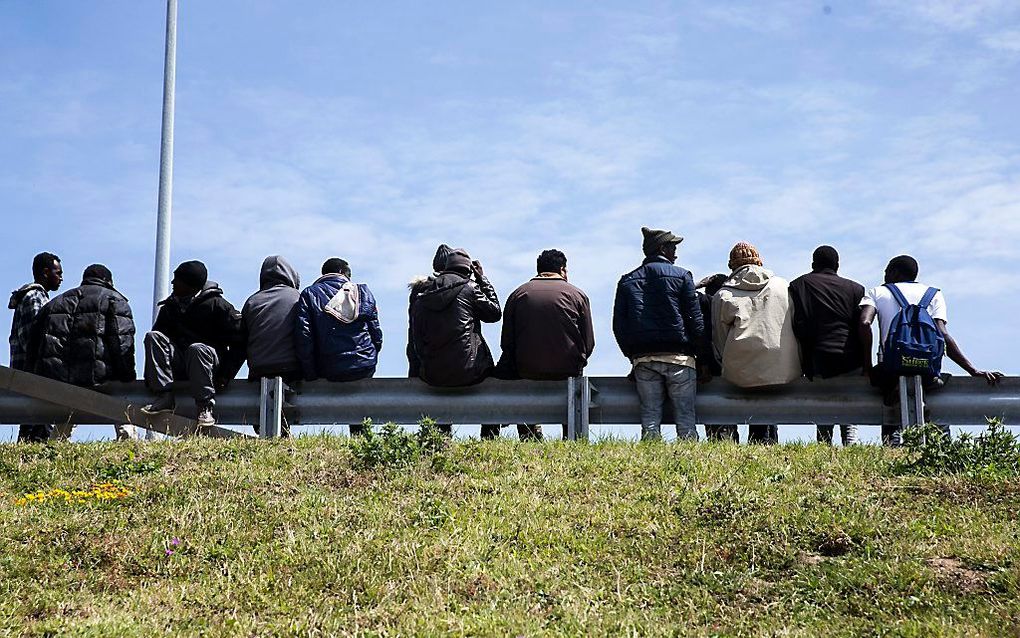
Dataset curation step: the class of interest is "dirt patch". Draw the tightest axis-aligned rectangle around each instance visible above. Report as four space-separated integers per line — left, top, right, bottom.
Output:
797 552 825 566
927 557 988 594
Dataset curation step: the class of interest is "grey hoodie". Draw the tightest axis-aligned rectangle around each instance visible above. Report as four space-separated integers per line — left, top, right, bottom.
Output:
242 256 302 378
711 264 801 388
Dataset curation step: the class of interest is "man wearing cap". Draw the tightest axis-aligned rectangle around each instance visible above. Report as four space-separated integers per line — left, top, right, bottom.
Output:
713 242 801 444
142 260 246 428
613 227 705 441
788 246 865 445
27 264 137 440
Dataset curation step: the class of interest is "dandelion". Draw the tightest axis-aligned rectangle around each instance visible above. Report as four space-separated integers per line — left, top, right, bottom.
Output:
13 481 132 506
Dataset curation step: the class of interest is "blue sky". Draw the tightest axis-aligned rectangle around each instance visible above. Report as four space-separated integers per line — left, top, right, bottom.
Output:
3 0 1019 391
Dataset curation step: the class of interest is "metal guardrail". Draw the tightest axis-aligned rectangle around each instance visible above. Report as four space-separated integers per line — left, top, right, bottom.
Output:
1 371 1016 440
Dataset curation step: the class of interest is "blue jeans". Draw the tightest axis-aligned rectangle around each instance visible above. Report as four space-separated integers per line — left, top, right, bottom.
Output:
634 362 697 441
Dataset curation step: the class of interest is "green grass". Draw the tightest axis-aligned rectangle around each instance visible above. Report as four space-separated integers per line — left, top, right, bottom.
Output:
1 437 1019 636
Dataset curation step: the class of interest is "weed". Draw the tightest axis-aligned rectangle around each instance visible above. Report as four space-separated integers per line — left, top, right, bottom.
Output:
349 417 451 471
899 419 1020 478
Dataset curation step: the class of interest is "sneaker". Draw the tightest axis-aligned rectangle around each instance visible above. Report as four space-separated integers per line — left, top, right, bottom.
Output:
196 406 216 428
141 393 175 415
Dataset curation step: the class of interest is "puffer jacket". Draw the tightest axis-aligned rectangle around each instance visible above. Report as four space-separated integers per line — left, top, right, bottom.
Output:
29 277 136 386
612 256 704 359
295 274 382 381
410 272 501 387
242 256 301 378
8 283 49 370
712 265 801 388
152 281 246 383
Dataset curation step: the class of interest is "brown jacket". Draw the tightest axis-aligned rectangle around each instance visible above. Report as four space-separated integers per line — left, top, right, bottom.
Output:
496 275 595 380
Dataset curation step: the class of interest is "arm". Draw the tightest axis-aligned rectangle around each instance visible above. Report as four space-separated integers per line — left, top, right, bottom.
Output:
106 296 137 382
361 285 383 353
936 319 1003 384
406 290 421 378
858 305 876 373
612 283 629 356
579 293 595 359
711 293 732 360
295 291 317 381
788 283 814 378
17 291 47 356
472 277 502 323
679 273 704 349
24 301 48 374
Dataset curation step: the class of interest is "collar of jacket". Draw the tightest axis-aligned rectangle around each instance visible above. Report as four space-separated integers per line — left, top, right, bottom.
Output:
811 267 837 275
533 273 564 280
81 276 115 290
641 255 674 266
314 273 350 285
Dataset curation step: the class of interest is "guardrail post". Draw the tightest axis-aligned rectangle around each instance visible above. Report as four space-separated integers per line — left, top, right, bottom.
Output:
566 376 590 442
898 375 926 444
259 376 283 439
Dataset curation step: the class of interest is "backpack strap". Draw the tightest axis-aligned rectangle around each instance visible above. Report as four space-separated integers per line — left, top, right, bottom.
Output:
919 287 939 311
883 283 910 309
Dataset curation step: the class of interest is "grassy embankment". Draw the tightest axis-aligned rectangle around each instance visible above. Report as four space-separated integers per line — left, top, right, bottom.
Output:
1 434 1018 636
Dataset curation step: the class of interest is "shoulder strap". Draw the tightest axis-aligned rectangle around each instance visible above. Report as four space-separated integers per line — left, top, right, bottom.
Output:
883 283 910 309
919 287 939 311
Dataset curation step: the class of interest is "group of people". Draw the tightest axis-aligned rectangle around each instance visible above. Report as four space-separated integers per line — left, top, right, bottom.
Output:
7 226 1003 444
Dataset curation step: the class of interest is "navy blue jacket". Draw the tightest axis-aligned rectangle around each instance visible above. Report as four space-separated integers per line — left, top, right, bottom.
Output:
612 256 705 359
295 275 382 381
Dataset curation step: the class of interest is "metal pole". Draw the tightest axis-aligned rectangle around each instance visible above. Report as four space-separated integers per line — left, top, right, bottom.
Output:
152 0 178 322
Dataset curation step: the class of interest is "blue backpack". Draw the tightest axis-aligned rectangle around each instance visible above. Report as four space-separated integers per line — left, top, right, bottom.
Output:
881 283 945 378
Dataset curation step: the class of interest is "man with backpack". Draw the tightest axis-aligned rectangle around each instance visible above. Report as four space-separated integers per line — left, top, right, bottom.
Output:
859 255 1003 445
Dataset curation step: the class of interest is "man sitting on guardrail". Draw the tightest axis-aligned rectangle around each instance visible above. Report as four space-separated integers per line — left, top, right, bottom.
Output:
494 248 595 440
8 251 62 442
27 264 137 440
859 255 1003 446
410 248 502 438
142 260 247 429
713 242 800 445
613 226 704 442
789 245 865 446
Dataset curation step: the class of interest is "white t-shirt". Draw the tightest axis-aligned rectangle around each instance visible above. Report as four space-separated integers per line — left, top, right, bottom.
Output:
860 282 948 357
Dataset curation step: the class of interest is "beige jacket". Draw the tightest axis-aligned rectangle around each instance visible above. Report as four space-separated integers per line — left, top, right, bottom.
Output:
712 265 801 388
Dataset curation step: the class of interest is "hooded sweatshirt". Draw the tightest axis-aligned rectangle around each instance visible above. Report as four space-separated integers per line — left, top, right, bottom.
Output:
242 256 302 378
8 283 50 370
410 271 501 387
712 265 801 388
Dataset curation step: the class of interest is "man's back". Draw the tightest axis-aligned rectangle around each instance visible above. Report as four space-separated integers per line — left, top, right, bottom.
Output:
8 284 48 370
789 269 865 378
243 256 302 378
296 274 382 381
501 276 594 380
613 256 703 358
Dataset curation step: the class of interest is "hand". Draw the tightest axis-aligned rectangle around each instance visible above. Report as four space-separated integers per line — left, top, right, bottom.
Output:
971 370 1005 384
471 260 485 279
697 365 713 385
214 378 230 392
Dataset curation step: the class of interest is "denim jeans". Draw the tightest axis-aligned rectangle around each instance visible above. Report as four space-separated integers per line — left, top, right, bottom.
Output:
633 362 697 441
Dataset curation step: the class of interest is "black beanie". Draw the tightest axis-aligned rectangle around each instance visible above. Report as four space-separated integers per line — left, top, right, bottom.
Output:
83 264 113 286
443 249 473 276
173 260 208 289
812 245 839 272
432 244 453 273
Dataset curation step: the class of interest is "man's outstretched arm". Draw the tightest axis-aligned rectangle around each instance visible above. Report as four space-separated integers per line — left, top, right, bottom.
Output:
936 319 1003 384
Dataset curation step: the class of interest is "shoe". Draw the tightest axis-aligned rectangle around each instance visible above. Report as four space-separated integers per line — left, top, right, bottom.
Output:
196 406 216 428
142 393 175 415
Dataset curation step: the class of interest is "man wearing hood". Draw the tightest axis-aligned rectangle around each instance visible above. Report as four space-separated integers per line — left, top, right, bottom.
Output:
142 260 246 428
27 265 136 440
410 248 501 394
243 255 302 381
613 227 704 442
789 246 865 445
296 257 382 387
8 251 62 442
407 244 454 378
713 242 800 444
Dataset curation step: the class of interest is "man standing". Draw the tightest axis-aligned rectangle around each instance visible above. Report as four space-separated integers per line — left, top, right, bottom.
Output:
295 257 382 384
8 252 62 442
713 242 800 444
496 249 595 440
613 227 704 441
859 255 1002 445
142 260 246 428
28 265 136 440
789 246 865 446
410 248 502 438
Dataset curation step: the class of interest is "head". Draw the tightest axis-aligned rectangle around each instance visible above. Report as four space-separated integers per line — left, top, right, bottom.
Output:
697 273 729 297
432 244 453 273
641 226 684 262
728 242 763 272
884 255 919 284
171 260 208 299
82 264 113 287
536 249 568 278
443 249 473 277
812 245 839 272
321 257 352 278
32 252 62 292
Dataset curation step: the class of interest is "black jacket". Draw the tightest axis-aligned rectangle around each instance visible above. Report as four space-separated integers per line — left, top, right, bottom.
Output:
613 256 704 359
409 272 501 387
152 281 246 383
29 277 136 386
788 268 866 379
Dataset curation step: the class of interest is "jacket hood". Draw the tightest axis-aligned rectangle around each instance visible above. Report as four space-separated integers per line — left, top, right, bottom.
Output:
418 272 470 311
259 255 300 290
724 265 773 291
8 283 44 309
